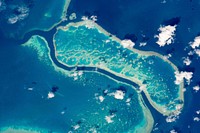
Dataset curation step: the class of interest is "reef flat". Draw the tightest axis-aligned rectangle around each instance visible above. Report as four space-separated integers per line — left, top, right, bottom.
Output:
21 35 72 76
20 35 154 132
53 20 184 116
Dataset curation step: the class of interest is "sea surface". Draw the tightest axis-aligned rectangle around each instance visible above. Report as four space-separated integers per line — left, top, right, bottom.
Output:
0 0 200 133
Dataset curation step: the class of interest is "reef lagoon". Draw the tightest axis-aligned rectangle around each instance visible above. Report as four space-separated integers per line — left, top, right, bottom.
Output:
1 0 200 133
53 21 184 116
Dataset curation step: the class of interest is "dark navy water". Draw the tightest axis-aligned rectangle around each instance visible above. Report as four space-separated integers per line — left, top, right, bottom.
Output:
1 0 200 132
0 0 67 39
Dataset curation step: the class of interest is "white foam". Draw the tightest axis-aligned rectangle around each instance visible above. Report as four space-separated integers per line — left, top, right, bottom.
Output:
155 25 176 47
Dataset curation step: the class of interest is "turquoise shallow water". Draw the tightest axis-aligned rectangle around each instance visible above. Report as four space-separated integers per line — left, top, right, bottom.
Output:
54 23 183 114
0 36 151 132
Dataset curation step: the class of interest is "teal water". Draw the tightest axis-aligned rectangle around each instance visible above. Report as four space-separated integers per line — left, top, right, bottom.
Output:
0 35 151 132
54 22 183 114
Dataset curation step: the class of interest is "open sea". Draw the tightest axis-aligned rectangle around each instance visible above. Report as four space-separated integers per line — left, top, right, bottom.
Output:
0 0 200 132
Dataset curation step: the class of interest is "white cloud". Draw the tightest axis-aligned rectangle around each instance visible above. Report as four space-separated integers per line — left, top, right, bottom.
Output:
195 49 200 57
99 96 105 102
155 25 176 47
105 39 111 43
61 111 65 115
121 39 135 48
47 92 55 99
105 115 115 123
70 71 83 81
27 87 34 91
189 36 200 49
81 16 89 21
126 98 131 103
188 51 194 56
166 114 179 123
183 57 192 66
7 5 29 24
82 15 97 22
8 15 18 24
73 124 80 130
78 71 83 76
170 129 177 133
81 15 97 29
109 90 125 100
163 53 172 60
139 42 147 47
88 127 97 133
194 117 200 122
189 36 200 57
196 110 200 115
165 104 182 123
90 15 97 22
174 71 193 85
193 85 200 92
126 98 131 106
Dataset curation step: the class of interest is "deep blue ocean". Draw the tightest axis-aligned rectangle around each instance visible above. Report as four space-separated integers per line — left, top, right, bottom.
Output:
0 0 200 132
